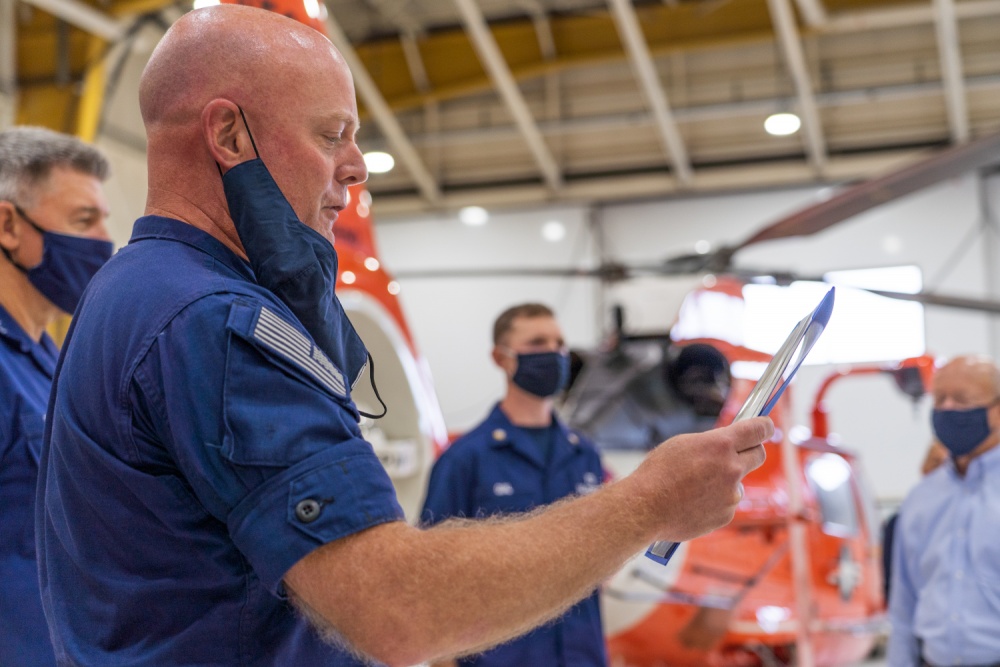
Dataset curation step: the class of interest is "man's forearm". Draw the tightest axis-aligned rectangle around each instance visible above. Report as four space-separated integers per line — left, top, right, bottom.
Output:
285 418 771 667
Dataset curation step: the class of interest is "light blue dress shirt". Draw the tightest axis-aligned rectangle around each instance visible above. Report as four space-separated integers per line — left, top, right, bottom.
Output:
887 445 1000 666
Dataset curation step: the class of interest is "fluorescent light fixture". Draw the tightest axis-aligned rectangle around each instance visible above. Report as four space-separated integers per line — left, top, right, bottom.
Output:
764 112 801 136
459 206 489 226
363 151 395 174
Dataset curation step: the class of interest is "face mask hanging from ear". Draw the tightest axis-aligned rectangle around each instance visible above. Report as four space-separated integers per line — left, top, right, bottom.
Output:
219 106 386 419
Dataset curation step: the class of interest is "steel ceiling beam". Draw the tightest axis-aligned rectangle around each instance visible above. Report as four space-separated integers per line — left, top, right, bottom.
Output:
19 0 127 41
325 15 442 203
516 0 557 61
792 0 827 28
932 0 969 142
400 31 431 94
766 0 827 173
452 0 563 191
823 0 1000 32
607 0 692 185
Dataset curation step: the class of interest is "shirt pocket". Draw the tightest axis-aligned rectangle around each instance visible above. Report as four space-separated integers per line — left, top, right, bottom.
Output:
219 299 360 467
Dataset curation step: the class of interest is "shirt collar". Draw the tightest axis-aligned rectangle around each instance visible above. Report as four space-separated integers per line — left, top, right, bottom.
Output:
129 216 255 282
486 403 581 469
0 303 58 373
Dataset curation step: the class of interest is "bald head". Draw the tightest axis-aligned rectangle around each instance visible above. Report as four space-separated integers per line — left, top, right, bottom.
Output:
140 5 342 128
139 5 367 256
933 355 1000 409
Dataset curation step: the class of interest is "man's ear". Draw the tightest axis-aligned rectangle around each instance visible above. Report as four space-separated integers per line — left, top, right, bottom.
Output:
0 201 19 254
492 346 513 375
202 99 256 172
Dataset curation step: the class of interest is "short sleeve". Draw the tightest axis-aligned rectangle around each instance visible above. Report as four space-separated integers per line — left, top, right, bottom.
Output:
131 295 404 593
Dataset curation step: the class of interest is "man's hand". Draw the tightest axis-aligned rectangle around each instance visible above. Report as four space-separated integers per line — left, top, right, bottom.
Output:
632 417 772 543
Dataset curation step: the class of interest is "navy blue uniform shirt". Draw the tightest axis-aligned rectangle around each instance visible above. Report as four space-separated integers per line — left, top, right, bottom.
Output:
421 404 608 667
0 304 58 666
35 216 404 666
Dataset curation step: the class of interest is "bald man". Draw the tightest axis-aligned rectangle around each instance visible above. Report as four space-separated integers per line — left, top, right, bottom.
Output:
35 6 770 666
887 356 1000 667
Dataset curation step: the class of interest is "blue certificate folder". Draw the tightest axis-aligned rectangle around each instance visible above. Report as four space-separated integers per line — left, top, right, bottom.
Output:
644 287 836 566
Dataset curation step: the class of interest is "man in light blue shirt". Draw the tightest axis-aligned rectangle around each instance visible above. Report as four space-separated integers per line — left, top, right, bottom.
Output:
887 355 1000 667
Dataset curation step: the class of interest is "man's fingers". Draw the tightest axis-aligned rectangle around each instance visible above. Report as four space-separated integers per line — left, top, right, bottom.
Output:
738 443 767 475
729 417 774 452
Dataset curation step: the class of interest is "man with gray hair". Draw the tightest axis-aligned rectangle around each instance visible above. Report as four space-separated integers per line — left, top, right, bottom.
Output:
0 126 112 665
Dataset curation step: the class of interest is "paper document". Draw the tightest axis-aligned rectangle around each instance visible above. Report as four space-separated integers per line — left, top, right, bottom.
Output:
645 287 836 566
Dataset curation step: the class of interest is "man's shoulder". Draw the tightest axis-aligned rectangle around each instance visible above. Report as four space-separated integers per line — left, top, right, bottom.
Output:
439 418 505 461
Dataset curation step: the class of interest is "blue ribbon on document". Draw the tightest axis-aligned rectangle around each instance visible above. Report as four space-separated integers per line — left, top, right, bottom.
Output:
645 287 836 566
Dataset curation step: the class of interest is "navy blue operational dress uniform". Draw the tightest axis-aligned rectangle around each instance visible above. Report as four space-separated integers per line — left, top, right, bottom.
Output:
35 216 403 666
0 305 59 666
422 404 608 667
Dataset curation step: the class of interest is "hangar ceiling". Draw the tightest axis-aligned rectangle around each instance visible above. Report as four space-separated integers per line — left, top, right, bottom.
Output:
4 0 1000 218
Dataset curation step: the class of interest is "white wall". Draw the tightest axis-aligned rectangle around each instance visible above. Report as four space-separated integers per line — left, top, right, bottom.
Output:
376 206 601 432
376 171 1000 505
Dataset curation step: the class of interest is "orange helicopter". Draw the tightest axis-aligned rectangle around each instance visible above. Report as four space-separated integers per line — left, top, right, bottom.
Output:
569 276 938 667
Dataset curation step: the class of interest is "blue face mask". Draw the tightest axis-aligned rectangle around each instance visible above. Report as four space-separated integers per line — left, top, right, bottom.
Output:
511 350 570 398
220 107 385 418
932 404 996 458
1 205 113 314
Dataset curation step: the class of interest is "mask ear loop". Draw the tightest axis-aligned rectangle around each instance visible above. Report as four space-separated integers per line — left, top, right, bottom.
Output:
357 352 388 420
215 104 261 176
0 204 46 273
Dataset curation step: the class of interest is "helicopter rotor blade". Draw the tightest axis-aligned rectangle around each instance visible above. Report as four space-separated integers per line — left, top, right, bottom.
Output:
861 289 1000 315
732 132 1000 251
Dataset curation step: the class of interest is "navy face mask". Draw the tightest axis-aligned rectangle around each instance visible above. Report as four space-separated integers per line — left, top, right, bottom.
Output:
220 107 385 419
511 350 570 398
932 404 996 458
1 205 113 314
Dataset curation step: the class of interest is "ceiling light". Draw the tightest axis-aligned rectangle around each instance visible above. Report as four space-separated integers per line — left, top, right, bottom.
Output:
764 113 801 136
192 0 220 7
387 281 401 295
341 271 356 285
541 220 566 242
363 151 395 174
459 206 489 226
694 240 711 254
364 257 380 271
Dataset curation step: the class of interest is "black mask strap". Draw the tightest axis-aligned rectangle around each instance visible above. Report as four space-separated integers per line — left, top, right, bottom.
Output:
215 104 261 176
1 204 45 273
357 352 388 420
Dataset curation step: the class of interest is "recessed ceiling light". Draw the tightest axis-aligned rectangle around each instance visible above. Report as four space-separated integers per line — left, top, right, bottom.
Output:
363 151 395 174
541 220 566 242
764 112 801 136
459 206 489 226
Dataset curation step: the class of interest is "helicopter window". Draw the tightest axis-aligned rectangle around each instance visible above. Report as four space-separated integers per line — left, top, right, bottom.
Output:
805 454 859 538
742 266 925 365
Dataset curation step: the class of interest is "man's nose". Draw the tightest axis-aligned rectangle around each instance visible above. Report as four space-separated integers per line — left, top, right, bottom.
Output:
336 143 368 186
